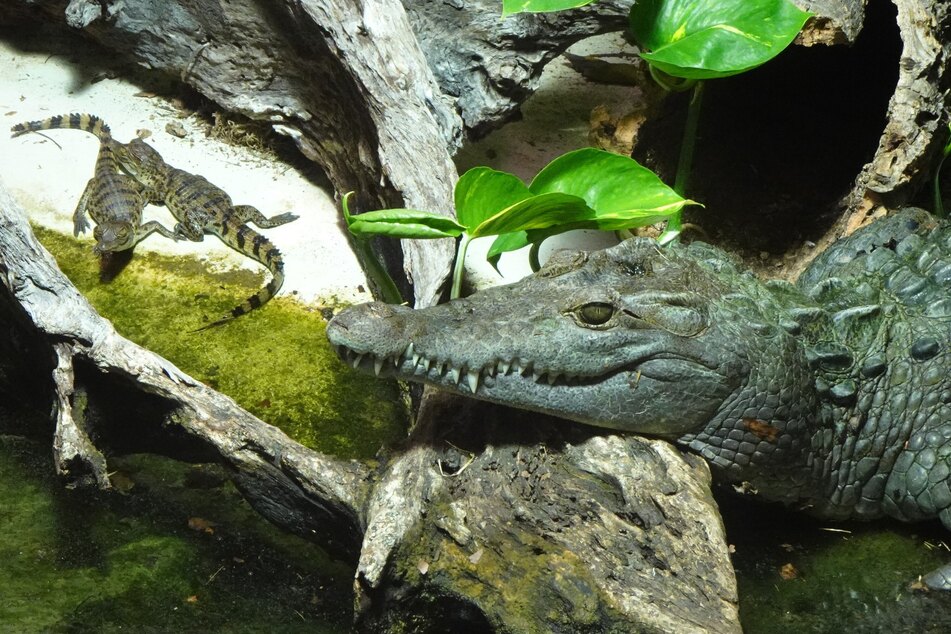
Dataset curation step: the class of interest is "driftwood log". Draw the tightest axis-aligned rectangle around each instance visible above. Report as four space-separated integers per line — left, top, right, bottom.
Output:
2 0 951 631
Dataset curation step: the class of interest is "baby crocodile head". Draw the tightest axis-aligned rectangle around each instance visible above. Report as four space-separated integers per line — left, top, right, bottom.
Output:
93 221 136 254
114 138 168 192
328 238 805 438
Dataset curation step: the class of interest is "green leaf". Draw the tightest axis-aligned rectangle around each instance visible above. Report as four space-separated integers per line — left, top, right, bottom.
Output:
530 148 693 220
486 231 531 269
482 148 696 267
469 192 593 238
630 0 813 79
346 208 465 239
455 167 533 230
501 0 595 16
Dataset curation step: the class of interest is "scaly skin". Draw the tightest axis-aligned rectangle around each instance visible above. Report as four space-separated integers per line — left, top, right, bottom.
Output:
115 138 298 329
327 208 951 588
10 113 177 254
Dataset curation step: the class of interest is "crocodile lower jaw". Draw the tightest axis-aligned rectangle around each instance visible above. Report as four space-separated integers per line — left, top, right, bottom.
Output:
334 343 612 396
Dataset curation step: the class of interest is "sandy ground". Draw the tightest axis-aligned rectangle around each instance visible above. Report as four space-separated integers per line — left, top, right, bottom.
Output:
0 30 367 305
0 29 638 300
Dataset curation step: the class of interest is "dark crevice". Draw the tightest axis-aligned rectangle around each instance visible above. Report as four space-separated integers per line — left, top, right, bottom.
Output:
635 0 902 259
72 359 219 463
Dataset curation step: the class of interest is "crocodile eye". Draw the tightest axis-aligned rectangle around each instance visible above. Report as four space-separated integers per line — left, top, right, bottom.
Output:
577 302 615 326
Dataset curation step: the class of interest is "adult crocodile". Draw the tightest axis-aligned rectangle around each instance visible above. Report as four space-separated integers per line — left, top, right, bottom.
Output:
327 208 951 589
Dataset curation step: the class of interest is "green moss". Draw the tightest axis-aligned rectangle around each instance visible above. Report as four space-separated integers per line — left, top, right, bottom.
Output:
725 496 951 634
0 435 352 632
388 519 632 634
34 226 408 459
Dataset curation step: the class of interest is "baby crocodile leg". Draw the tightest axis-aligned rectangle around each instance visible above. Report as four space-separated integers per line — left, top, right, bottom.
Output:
72 180 94 237
229 204 298 229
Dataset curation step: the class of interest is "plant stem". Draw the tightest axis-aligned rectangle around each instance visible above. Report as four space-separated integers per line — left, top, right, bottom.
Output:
935 153 948 218
661 81 704 242
528 241 542 272
353 238 404 304
451 235 472 299
340 193 404 304
674 81 704 196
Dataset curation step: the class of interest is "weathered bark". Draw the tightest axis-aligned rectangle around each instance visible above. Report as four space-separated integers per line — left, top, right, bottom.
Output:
842 0 951 226
355 391 738 633
0 184 739 630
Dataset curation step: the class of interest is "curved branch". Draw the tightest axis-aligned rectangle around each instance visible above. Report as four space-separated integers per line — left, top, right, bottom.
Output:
0 182 371 557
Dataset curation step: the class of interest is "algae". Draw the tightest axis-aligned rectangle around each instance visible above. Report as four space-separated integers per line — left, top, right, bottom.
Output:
34 226 409 460
0 432 352 633
722 494 951 633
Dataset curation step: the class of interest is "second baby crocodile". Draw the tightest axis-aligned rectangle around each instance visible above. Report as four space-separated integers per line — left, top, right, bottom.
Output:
115 137 298 329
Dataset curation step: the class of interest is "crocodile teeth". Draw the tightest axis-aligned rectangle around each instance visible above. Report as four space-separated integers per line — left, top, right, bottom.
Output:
499 360 511 375
374 357 384 376
467 370 480 394
352 354 365 369
420 357 431 372
404 343 415 359
485 365 496 377
448 366 460 385
547 372 559 385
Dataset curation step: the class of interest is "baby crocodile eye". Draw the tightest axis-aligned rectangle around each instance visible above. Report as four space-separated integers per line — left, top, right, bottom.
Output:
577 302 615 326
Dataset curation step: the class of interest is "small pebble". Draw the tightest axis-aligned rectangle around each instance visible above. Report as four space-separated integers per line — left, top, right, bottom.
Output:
166 121 187 138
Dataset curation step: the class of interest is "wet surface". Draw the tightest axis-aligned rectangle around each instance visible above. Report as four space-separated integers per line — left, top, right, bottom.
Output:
719 490 951 633
0 429 353 633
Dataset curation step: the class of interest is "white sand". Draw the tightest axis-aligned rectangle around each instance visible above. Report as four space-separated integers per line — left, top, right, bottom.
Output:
1 29 636 301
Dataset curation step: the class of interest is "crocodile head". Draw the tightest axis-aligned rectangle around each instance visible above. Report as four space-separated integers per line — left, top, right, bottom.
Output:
93 221 136 253
327 238 810 438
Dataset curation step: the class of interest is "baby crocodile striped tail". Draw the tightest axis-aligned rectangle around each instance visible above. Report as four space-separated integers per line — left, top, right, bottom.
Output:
195 217 288 331
10 113 176 253
11 112 112 141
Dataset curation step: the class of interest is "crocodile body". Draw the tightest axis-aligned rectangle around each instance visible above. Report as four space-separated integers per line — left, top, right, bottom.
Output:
114 138 297 328
11 113 177 254
327 208 951 587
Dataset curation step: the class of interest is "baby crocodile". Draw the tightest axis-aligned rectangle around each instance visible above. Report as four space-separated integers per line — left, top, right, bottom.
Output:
115 138 297 329
328 208 951 589
11 113 177 254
